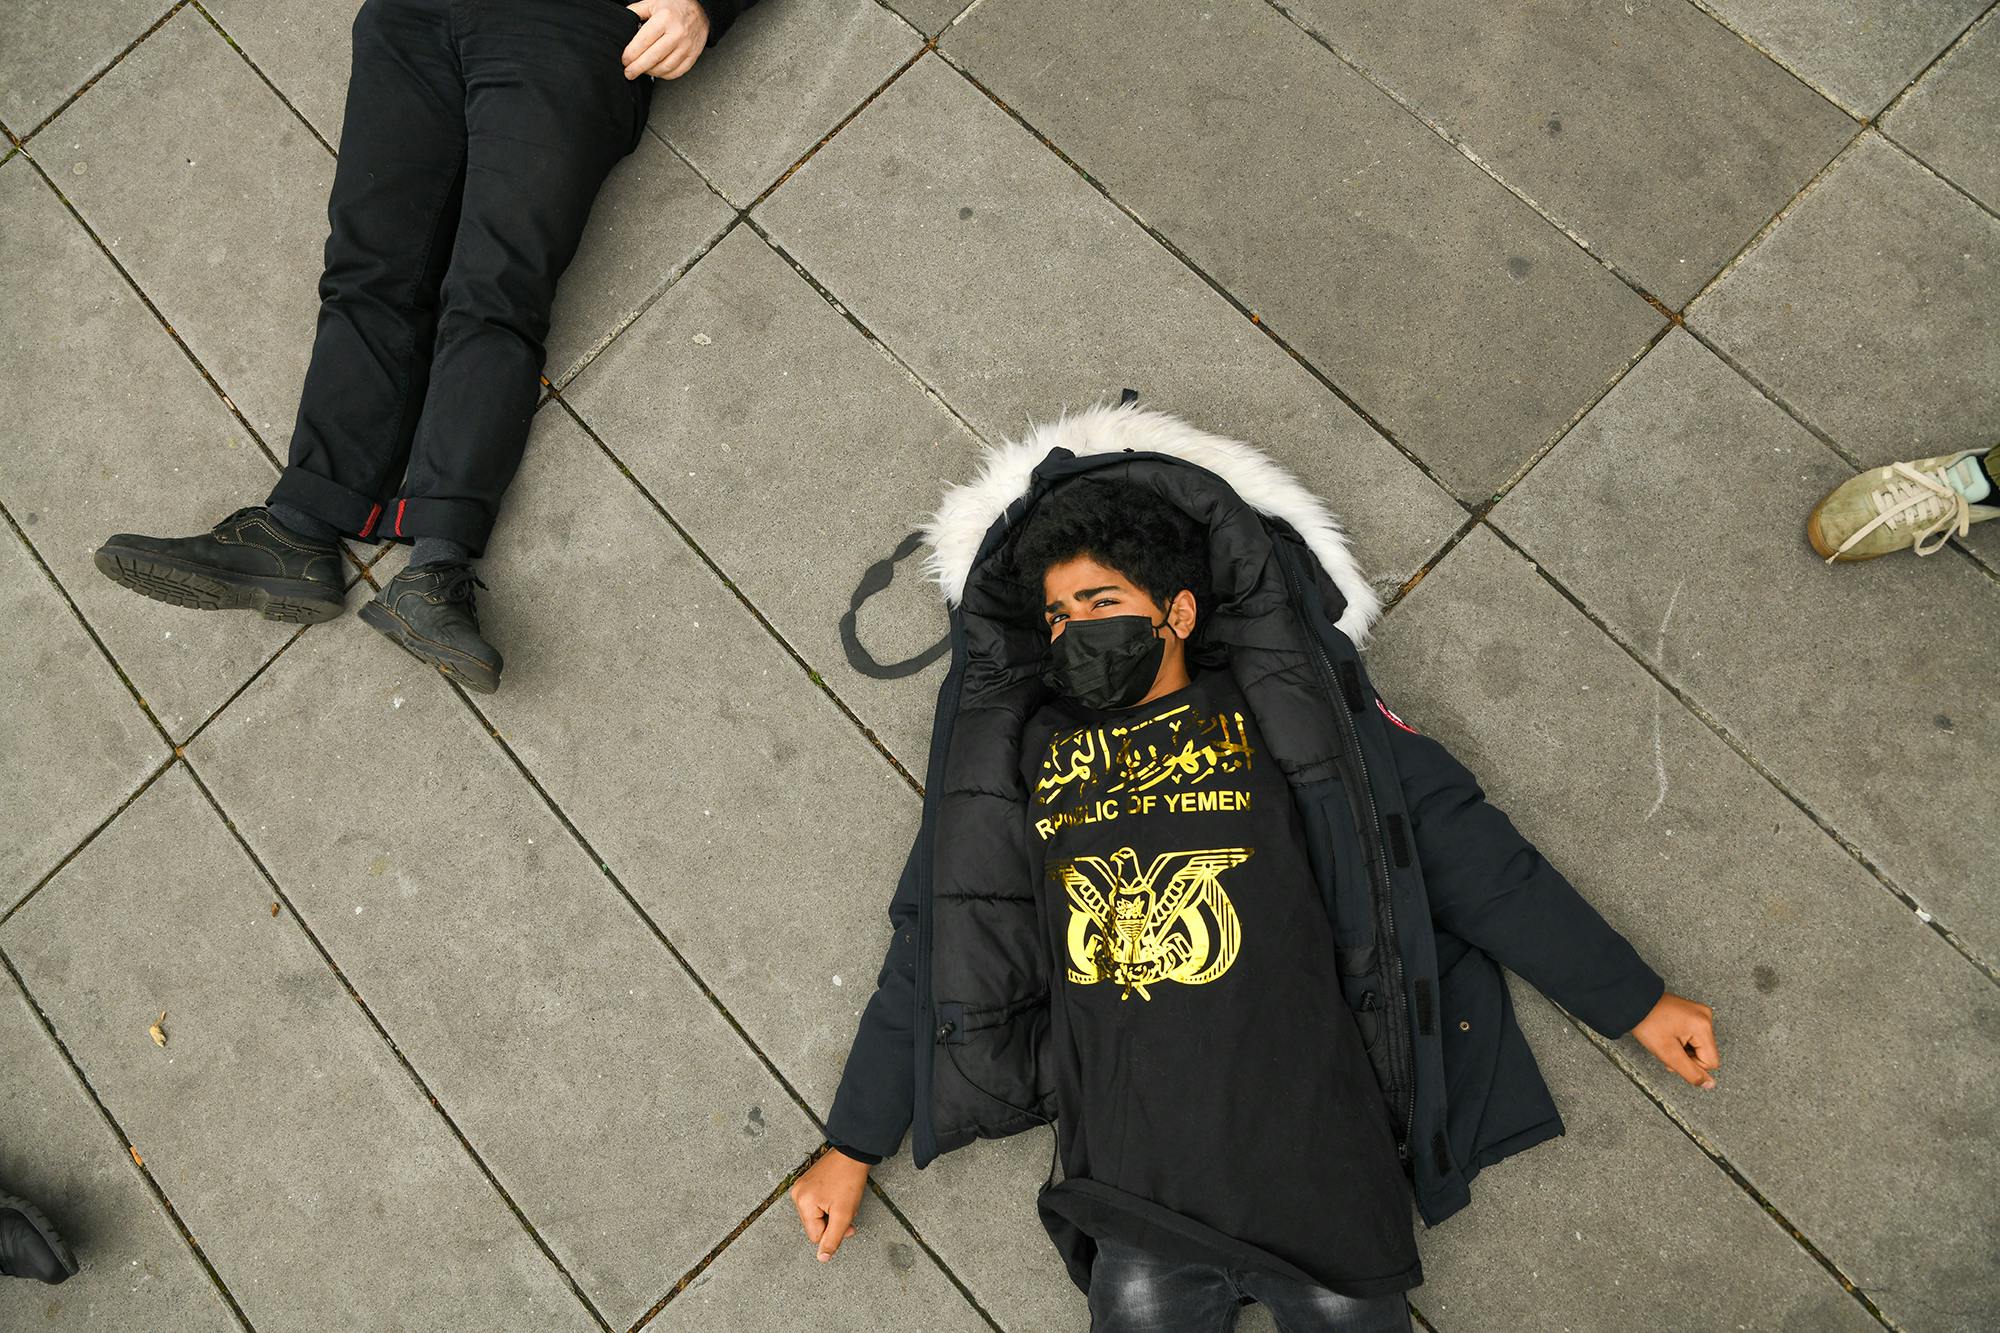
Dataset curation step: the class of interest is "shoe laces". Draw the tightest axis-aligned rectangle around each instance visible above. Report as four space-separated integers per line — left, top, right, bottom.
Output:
1830 461 1971 561
431 564 487 607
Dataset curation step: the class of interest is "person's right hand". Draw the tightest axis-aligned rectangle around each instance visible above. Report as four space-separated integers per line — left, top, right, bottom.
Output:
789 1147 871 1262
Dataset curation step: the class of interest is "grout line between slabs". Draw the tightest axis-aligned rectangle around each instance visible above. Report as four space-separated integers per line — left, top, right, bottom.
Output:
411 657 942 1325
1477 322 1683 507
1874 0 1999 126
1675 319 2000 586
741 211 1006 454
547 211 744 393
173 757 619 1333
0 495 180 895
927 47 1475 509
11 149 291 479
549 391 925 797
1677 0 1887 119
1700 0 1909 122
1677 130 1872 315
0 950 260 1333
170 617 321 748
0 754 174 932
553 25 935 393
1547 993 1901 1330
1875 124 2000 224
839 1175 1010 1333
1254 0 1822 314
622 1163 801 1332
188 1 339 159
623 1149 1005 1333
1479 516 1998 986
14 0 186 144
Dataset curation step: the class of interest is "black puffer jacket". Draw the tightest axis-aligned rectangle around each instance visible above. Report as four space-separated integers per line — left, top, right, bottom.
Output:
826 403 1664 1227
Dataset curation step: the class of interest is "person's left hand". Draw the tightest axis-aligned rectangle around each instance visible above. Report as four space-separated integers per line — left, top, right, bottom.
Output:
623 0 710 81
1630 990 1721 1090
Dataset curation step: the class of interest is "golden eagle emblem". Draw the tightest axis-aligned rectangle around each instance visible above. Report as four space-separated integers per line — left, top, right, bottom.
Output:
1052 846 1251 1000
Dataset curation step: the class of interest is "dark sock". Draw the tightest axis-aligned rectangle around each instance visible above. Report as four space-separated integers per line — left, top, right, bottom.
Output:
410 536 472 568
266 502 340 545
1984 447 1999 495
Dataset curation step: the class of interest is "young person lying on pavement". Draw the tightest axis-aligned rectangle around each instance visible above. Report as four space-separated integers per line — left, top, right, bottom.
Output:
791 403 1719 1331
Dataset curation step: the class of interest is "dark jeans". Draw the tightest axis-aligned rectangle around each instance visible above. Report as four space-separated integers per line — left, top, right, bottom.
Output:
268 0 653 556
1089 1239 1414 1333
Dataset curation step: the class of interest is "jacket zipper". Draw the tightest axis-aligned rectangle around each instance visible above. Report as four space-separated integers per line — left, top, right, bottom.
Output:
914 605 970 1161
1279 545 1417 1163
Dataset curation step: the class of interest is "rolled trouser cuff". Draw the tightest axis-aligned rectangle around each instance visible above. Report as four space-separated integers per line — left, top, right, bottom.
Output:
268 466 389 540
379 495 494 557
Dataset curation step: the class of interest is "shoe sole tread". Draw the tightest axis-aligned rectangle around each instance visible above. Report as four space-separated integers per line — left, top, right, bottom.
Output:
94 546 343 624
0 1191 81 1279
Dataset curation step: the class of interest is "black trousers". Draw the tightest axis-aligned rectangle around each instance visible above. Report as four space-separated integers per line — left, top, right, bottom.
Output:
1087 1239 1413 1333
268 0 653 556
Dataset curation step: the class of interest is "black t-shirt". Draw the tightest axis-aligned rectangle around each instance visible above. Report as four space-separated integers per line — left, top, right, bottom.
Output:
1021 668 1422 1299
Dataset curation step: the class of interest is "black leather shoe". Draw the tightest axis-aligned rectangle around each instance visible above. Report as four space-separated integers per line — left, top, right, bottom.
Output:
0 1193 79 1285
95 506 346 624
358 563 503 694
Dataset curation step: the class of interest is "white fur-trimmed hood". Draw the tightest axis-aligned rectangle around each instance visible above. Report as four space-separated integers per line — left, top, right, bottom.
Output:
920 401 1381 642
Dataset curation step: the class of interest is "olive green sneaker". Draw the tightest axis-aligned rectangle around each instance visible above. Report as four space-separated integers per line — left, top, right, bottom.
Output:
1807 449 1998 562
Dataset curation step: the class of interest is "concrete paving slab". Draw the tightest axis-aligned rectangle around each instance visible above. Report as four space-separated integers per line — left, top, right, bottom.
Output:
1494 329 2000 964
754 55 1464 592
187 601 818 1328
0 983 239 1333
0 157 297 741
0 767 598 1333
0 526 161 907
1370 520 2000 1330
872 1133 1089 1331
1276 0 1858 308
0 0 172 132
1417 986 1879 1332
36 6 332 447
449 408 925 1124
1881 8 2000 214
200 0 363 148
565 224 974 771
649 0 922 207
650 1193 989 1332
1699 0 1988 116
884 0 967 38
1689 134 2000 556
543 130 737 388
937 4 1664 503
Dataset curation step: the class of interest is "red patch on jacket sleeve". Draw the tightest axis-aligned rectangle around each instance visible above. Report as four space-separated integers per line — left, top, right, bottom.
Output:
1376 696 1420 735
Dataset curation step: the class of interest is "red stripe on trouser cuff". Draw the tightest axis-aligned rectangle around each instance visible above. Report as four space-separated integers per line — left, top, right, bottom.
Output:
359 503 382 539
393 498 407 537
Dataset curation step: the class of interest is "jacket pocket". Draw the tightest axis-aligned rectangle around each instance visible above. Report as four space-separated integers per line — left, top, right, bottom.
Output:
936 994 1054 1131
1437 944 1505 1168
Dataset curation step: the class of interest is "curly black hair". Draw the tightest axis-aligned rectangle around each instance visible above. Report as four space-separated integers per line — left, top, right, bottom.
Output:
1012 477 1209 614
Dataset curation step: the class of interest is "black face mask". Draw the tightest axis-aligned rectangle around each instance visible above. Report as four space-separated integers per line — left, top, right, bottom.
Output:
1042 612 1170 711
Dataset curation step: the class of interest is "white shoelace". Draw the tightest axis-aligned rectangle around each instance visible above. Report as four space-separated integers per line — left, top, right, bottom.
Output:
1830 461 1973 562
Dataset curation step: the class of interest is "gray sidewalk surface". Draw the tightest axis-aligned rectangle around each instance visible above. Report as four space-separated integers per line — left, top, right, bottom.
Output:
2 1 1996 1330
